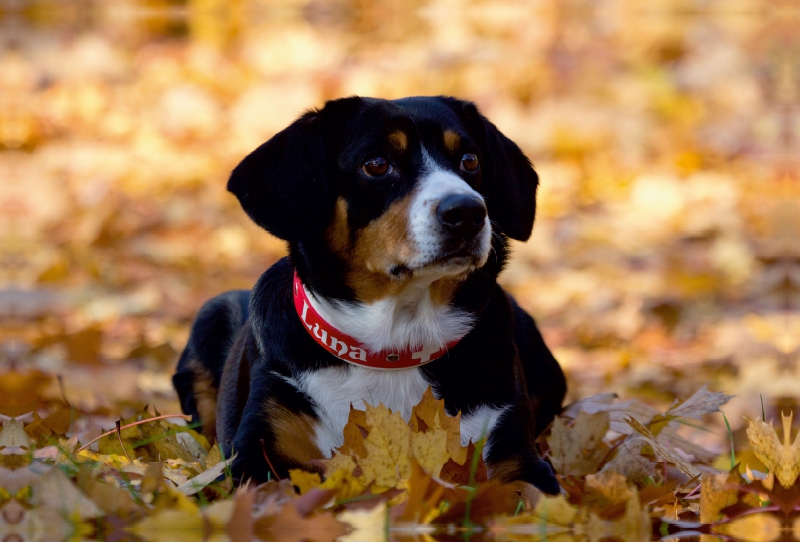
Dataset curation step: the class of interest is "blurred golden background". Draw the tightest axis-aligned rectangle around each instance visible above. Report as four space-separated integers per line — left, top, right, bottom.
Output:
1 0 796 447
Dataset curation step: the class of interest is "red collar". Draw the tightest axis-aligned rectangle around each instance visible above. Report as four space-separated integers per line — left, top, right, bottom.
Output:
292 272 458 370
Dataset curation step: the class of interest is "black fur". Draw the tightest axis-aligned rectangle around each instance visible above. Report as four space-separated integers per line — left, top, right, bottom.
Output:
174 96 566 494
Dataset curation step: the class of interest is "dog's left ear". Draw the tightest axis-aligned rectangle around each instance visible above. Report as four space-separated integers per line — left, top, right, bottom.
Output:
440 97 539 241
227 97 362 242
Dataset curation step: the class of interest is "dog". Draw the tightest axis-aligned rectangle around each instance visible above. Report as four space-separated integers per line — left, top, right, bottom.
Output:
172 96 566 494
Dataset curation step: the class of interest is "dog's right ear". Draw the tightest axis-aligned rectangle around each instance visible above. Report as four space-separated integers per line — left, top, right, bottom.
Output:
227 97 361 242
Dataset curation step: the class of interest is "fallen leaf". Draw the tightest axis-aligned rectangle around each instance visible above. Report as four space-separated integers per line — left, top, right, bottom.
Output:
359 404 411 487
584 470 632 509
410 387 466 464
439 440 488 485
255 502 346 542
700 470 740 523
338 503 387 542
626 416 701 479
746 411 800 489
176 456 233 495
396 459 444 524
29 466 102 519
131 509 205 541
665 385 734 421
713 513 782 542
339 405 368 458
547 411 610 476
289 469 322 495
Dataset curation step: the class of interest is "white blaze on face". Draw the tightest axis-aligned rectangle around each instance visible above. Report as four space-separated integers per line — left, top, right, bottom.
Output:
406 150 492 271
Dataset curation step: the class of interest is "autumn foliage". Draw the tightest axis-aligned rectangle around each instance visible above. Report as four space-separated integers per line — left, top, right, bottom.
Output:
2 0 797 540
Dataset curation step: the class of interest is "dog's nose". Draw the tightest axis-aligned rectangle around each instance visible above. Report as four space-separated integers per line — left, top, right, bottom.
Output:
437 194 487 237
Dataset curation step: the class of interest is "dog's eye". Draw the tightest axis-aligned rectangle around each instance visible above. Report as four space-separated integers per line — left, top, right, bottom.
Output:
362 156 392 177
460 154 479 172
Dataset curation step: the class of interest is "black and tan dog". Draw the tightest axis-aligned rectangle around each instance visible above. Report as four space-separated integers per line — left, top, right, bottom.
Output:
173 96 566 494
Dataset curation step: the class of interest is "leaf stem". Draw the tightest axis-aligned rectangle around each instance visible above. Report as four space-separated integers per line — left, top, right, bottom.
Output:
75 414 192 453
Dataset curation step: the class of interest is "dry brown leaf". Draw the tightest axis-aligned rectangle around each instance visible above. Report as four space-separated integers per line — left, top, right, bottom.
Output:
255 503 346 542
580 489 650 542
226 488 255 542
699 470 740 523
439 440 488 485
81 474 142 519
746 411 800 489
547 411 610 476
626 416 701 480
584 470 632 508
665 385 734 421
0 370 52 417
434 481 519 524
601 436 657 484
0 418 32 454
339 405 368 458
396 459 444 523
29 466 102 519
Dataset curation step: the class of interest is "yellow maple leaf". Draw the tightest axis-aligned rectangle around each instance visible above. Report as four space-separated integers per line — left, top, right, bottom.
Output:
360 404 411 487
410 387 466 464
289 469 322 495
339 406 368 458
319 468 367 501
700 470 739 523
410 412 449 477
746 411 800 489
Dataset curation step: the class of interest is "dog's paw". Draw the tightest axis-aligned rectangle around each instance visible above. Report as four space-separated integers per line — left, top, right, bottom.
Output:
526 458 561 495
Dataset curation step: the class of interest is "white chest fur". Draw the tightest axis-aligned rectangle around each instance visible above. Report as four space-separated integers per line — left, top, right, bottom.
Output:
284 365 430 456
304 282 474 354
281 365 509 459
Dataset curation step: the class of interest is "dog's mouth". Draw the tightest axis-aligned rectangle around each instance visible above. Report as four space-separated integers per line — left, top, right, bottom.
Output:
390 242 489 278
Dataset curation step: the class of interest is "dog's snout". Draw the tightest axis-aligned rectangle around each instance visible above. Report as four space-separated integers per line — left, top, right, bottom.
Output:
436 194 487 236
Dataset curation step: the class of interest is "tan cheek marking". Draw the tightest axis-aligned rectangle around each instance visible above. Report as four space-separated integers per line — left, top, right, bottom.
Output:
266 400 323 464
443 129 461 153
326 197 351 256
191 365 218 444
347 192 416 302
388 130 408 151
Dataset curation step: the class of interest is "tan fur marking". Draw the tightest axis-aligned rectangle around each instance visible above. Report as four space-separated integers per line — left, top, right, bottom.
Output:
324 192 462 306
429 276 462 306
388 130 408 151
266 400 323 463
191 366 218 443
347 192 416 302
443 129 461 153
488 458 524 483
326 197 350 256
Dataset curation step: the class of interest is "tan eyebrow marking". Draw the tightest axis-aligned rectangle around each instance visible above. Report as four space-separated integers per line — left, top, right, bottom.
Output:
443 129 460 152
388 130 408 151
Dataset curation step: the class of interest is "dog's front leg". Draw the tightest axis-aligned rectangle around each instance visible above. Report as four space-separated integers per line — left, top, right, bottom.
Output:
483 384 561 495
227 372 324 484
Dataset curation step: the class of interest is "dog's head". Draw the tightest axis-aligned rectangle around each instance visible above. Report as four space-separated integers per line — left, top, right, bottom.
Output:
228 96 538 300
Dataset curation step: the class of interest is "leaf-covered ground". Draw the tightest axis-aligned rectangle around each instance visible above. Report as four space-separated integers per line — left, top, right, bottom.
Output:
1 0 797 540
